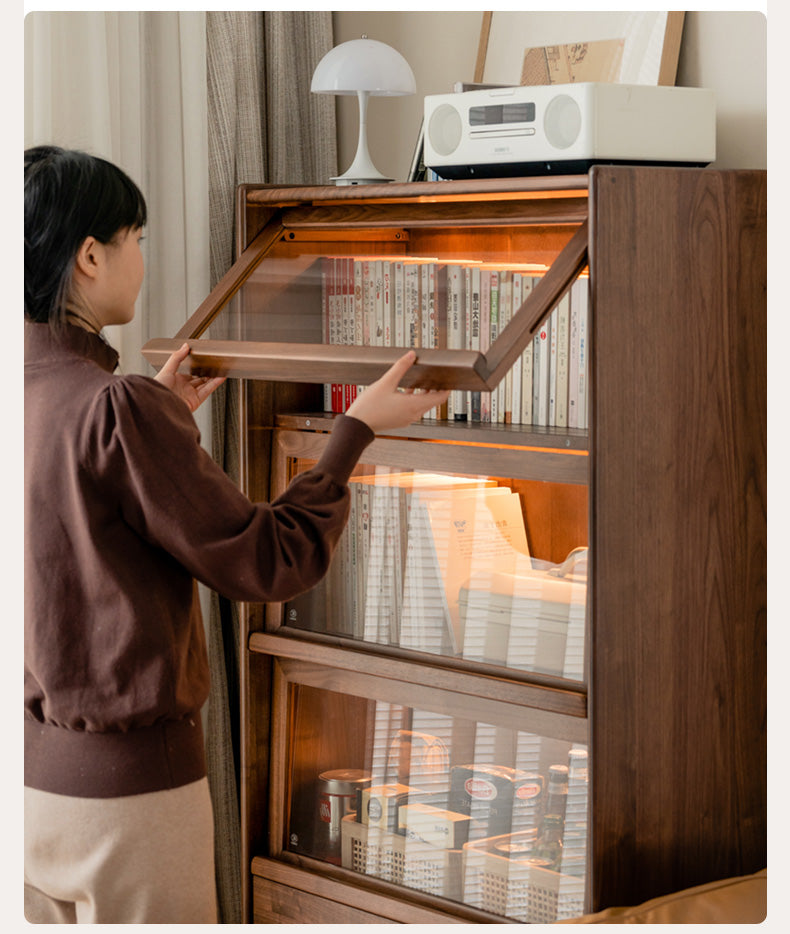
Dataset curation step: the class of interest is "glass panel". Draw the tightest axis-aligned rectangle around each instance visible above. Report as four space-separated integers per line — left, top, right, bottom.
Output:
205 252 326 344
286 683 588 923
285 466 588 683
201 228 587 418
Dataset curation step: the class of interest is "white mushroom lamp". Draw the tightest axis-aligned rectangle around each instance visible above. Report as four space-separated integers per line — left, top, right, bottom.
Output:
311 36 416 185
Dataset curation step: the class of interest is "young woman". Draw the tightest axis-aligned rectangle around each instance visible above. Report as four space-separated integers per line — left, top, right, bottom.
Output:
23 146 449 923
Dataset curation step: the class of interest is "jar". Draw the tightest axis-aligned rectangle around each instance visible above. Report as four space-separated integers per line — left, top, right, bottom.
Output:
316 768 371 864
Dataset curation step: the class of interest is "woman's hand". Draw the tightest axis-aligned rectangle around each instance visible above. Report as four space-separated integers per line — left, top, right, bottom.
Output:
346 351 450 433
154 343 226 412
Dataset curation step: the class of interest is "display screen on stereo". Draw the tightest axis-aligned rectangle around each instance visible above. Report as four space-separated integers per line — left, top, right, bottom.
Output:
469 102 536 126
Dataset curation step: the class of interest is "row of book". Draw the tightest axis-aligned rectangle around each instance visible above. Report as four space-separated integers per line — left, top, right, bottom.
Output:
286 471 586 680
321 255 589 431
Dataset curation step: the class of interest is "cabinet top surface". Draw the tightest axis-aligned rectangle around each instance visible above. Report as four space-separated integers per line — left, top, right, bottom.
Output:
243 174 591 207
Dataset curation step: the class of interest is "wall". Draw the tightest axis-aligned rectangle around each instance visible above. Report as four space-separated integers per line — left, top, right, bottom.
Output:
332 10 767 183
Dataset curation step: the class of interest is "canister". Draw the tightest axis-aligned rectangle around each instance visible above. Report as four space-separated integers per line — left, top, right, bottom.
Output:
316 768 371 864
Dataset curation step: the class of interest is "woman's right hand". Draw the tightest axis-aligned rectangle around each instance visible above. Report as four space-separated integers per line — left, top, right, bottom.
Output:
345 351 450 434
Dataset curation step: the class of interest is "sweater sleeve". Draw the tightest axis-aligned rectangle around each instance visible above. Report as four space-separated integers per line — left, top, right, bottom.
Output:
87 376 374 603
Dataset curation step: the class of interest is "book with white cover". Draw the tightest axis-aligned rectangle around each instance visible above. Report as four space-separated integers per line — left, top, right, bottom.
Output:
479 268 492 423
393 260 405 347
533 314 551 427
446 264 466 420
510 273 523 424
499 271 512 423
555 292 570 427
548 306 558 426
519 276 535 425
489 270 500 423
469 265 482 422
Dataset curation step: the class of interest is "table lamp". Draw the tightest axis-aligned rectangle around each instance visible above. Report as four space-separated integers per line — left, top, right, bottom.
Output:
311 36 416 186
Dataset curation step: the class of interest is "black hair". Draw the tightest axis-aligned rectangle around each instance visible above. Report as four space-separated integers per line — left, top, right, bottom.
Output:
24 146 147 330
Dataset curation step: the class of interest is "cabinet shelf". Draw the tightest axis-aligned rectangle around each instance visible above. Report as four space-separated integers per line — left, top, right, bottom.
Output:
249 630 588 724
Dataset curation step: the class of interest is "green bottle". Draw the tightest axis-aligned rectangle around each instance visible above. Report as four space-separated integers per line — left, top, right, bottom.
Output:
531 814 564 871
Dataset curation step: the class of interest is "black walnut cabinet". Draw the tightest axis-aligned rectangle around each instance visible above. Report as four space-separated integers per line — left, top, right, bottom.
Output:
145 166 766 923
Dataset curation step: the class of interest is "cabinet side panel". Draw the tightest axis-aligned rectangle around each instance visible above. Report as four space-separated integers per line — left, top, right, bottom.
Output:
588 167 766 910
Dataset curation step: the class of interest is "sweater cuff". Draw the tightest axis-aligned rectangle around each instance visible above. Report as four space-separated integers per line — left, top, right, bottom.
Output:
316 414 375 486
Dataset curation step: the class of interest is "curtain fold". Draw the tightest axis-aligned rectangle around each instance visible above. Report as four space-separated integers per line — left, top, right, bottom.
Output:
205 10 336 923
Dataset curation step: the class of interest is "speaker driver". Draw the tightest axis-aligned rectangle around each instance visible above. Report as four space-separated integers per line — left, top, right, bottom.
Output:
543 94 582 150
427 103 463 157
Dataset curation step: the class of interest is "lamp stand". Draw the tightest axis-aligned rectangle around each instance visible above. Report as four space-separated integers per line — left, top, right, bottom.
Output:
332 90 393 186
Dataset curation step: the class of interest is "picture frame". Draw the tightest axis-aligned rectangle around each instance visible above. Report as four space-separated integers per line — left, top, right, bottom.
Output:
474 11 686 88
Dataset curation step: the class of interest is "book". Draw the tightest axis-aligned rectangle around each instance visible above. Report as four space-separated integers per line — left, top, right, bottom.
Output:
426 488 530 652
533 313 551 427
447 264 466 421
469 265 482 422
488 269 500 424
479 268 492 423
510 272 523 425
555 292 570 428
393 259 405 348
519 276 535 425
568 276 589 430
548 306 558 426
499 270 512 424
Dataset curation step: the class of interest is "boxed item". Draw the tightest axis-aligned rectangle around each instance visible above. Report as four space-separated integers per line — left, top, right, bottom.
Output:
361 783 426 832
449 764 544 840
398 802 478 849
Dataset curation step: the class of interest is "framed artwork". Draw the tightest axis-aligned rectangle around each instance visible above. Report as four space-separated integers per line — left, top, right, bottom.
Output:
474 11 685 88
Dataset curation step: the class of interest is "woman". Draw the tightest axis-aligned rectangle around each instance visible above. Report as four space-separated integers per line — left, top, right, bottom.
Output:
24 146 448 923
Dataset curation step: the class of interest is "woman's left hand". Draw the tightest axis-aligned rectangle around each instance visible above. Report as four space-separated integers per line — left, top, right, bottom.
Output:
154 342 226 412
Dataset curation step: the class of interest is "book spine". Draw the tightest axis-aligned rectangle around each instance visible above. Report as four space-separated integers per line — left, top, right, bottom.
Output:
393 260 405 348
520 276 534 425
470 265 481 422
510 272 522 425
382 260 392 348
434 264 448 421
534 314 550 427
552 306 560 427
322 255 332 412
448 265 466 420
479 268 491 424
344 256 356 408
406 261 420 352
499 270 512 424
354 258 364 397
568 278 581 429
555 291 570 428
489 270 500 425
577 278 589 430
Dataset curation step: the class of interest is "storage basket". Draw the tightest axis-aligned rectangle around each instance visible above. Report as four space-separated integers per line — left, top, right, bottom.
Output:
340 814 462 900
462 831 585 923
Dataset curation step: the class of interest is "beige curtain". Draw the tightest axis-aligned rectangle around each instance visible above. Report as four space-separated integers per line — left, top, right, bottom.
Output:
23 11 210 383
205 11 336 923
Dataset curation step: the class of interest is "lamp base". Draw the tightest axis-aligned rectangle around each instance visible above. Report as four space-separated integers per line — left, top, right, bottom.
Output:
331 173 394 187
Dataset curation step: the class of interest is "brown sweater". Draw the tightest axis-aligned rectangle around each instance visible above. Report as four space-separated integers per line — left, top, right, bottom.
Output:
24 322 374 798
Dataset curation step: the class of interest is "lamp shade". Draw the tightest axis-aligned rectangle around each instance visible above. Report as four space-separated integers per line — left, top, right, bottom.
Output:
311 38 416 97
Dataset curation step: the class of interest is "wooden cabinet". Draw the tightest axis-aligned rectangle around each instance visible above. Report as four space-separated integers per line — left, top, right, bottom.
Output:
144 167 766 923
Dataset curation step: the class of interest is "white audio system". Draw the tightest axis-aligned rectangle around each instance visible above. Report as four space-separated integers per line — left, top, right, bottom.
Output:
423 82 716 178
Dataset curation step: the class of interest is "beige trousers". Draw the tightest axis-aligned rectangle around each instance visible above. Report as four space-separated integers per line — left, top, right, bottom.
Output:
24 778 217 924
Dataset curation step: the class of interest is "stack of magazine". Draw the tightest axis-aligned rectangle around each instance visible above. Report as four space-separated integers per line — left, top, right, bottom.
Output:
287 470 586 681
